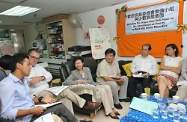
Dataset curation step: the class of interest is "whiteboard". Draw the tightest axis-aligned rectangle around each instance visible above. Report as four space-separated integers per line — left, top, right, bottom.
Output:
89 27 111 59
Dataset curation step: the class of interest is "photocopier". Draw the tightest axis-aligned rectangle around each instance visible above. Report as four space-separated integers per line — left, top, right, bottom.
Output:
67 46 92 58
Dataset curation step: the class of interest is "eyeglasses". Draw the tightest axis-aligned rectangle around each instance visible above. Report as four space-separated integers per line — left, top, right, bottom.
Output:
29 55 40 60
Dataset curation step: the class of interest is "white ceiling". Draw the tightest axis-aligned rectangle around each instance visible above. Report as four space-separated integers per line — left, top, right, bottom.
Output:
0 0 131 26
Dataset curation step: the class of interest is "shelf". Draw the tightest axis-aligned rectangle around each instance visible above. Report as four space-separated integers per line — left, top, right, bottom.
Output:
49 41 64 44
45 18 76 58
48 32 62 35
51 51 64 54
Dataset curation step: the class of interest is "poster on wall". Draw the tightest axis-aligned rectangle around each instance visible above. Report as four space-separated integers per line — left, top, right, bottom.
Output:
0 39 14 56
89 27 111 59
125 2 179 34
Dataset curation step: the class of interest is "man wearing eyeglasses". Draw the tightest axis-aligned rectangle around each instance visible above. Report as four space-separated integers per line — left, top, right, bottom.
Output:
28 49 52 93
128 44 158 99
27 48 101 115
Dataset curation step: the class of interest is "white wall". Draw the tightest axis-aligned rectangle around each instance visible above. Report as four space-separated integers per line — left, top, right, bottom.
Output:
24 24 38 52
75 0 187 61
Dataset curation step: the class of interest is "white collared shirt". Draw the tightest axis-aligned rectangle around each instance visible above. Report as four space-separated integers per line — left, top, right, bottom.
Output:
130 54 158 75
27 64 53 95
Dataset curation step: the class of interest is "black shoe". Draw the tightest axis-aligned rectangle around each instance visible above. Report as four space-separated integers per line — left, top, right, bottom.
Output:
114 103 123 109
119 98 132 102
115 111 120 116
109 114 119 119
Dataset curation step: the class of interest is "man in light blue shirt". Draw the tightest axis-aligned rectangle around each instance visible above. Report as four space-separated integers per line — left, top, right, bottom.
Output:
0 73 35 121
0 53 78 122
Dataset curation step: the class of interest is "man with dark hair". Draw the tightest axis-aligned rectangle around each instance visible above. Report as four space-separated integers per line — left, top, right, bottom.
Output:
129 44 158 98
0 53 78 122
0 55 12 81
27 48 100 114
96 48 129 109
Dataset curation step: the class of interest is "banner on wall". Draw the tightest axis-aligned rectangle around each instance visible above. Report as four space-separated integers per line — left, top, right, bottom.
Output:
125 2 179 34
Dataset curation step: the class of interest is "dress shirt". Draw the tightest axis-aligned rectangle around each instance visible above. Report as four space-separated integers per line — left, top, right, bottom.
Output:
0 73 35 122
130 54 158 76
27 64 52 95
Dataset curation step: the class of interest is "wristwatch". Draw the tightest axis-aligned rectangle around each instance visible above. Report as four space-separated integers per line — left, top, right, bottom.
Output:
41 76 45 80
38 97 43 102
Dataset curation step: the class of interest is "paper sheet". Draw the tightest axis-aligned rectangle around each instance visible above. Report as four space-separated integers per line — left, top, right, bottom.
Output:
35 101 62 108
44 86 69 96
109 76 121 80
34 113 54 122
133 73 147 78
177 80 187 86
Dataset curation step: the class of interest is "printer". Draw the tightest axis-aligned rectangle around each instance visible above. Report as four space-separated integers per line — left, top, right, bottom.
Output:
67 46 92 58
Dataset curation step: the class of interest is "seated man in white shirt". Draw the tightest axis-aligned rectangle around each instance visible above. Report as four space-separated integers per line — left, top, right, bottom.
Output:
27 49 100 114
129 44 158 98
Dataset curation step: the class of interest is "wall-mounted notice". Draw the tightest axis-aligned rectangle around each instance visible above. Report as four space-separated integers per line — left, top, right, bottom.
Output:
0 45 14 54
89 27 111 59
125 2 179 34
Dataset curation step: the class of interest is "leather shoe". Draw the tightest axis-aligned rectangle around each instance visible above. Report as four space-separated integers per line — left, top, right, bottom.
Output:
119 98 132 102
114 103 123 109
109 114 119 119
115 111 120 115
84 101 101 110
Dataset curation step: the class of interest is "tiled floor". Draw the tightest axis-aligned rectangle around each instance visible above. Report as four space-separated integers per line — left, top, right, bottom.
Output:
75 102 131 122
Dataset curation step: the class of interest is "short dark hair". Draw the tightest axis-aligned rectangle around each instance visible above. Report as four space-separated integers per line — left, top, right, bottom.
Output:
28 48 40 55
10 53 29 72
142 44 152 50
73 56 84 64
105 48 116 56
0 55 12 70
165 44 179 56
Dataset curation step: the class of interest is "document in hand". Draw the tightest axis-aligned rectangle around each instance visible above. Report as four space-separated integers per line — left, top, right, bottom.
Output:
35 101 62 108
45 86 69 96
133 73 147 78
109 76 121 79
34 113 54 122
129 97 158 115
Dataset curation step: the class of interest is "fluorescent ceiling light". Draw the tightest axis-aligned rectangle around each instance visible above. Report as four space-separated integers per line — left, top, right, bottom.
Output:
0 5 40 16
